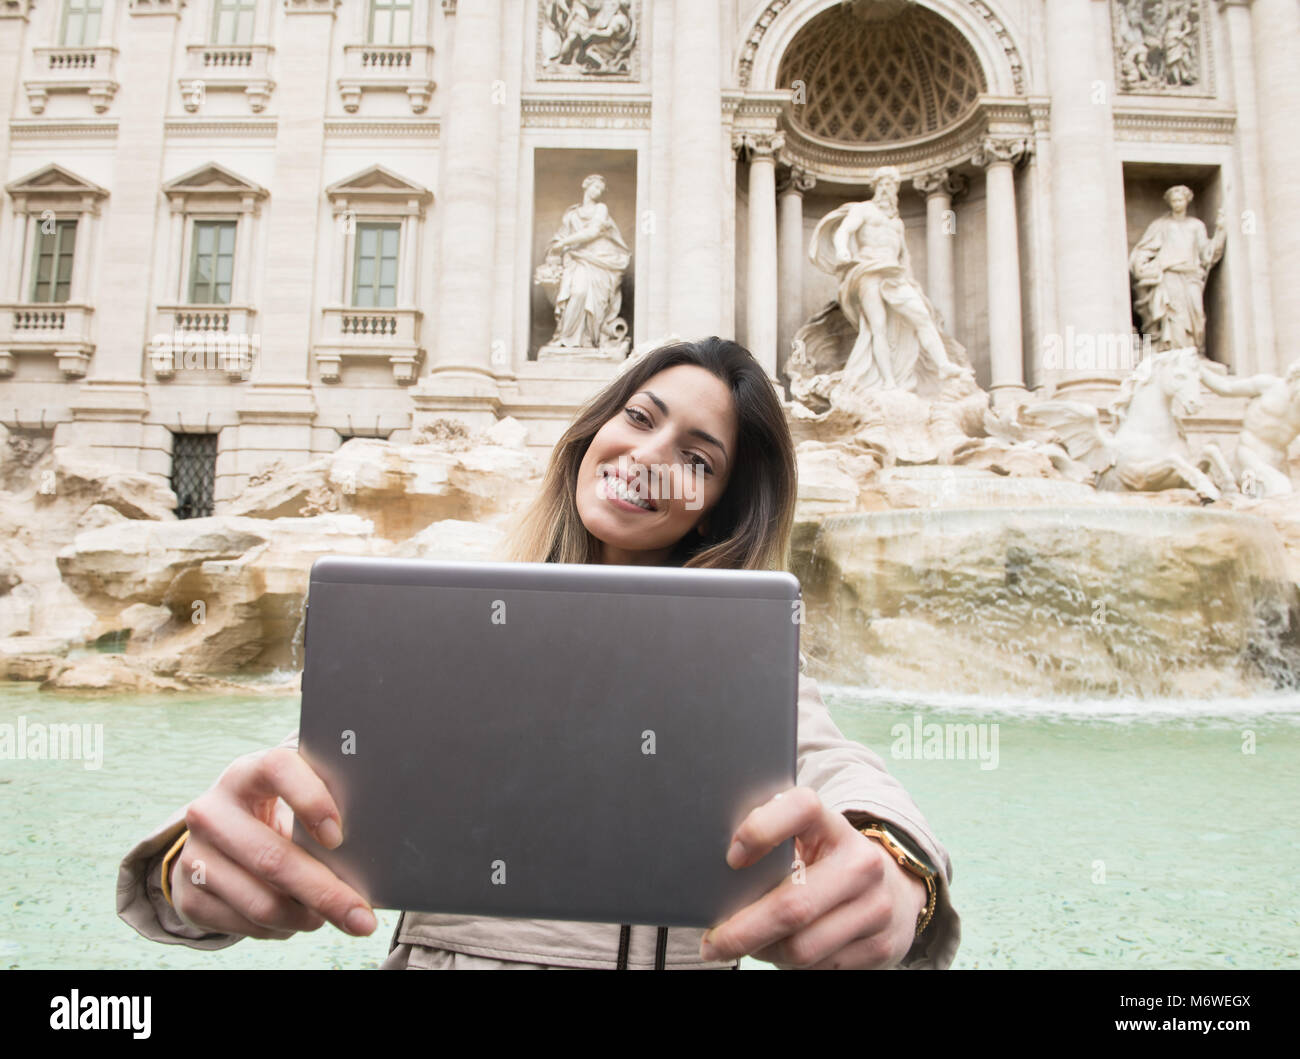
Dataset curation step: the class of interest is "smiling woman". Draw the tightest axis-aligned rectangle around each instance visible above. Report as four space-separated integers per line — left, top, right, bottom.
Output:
502 336 797 571
116 336 961 971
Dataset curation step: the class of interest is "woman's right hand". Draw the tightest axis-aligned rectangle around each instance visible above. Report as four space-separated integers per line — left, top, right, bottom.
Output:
169 747 378 941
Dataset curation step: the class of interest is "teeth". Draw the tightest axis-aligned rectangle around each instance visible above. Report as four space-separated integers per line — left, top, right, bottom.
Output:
603 470 652 509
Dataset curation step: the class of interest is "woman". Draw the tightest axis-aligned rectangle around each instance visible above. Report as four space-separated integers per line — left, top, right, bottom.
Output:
117 337 960 969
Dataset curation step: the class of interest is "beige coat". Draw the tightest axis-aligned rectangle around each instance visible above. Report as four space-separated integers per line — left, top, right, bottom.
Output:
117 658 960 969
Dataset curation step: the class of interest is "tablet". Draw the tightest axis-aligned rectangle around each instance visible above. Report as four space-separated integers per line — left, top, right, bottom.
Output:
292 556 801 928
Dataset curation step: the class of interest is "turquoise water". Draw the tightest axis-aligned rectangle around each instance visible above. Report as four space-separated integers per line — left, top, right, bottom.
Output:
1 682 1297 969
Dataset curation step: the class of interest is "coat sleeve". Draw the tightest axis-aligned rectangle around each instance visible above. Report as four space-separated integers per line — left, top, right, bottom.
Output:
116 729 300 950
794 654 961 970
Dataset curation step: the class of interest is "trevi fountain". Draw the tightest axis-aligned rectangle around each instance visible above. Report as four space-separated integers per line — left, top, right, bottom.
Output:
2 164 1295 704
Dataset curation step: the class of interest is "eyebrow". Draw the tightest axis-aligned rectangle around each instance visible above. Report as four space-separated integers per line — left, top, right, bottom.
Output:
636 390 728 462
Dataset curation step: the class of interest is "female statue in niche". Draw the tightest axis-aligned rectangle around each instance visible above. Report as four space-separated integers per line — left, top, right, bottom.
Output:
535 174 632 357
1129 184 1226 356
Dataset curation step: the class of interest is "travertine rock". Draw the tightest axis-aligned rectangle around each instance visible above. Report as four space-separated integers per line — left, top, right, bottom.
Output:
43 447 178 521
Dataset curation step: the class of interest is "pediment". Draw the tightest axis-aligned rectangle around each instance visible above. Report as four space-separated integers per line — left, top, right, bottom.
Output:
326 164 431 202
163 162 268 199
5 163 109 200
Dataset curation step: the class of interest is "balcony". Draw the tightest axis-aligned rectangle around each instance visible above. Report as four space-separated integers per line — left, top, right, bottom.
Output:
337 43 435 114
314 306 423 384
148 304 257 381
25 47 119 114
181 44 275 113
0 303 95 377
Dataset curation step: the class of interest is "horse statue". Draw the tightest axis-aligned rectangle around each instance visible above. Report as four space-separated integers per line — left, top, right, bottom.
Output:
1022 346 1235 502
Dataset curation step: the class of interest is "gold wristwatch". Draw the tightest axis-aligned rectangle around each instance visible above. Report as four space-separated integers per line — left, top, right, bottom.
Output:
857 820 938 939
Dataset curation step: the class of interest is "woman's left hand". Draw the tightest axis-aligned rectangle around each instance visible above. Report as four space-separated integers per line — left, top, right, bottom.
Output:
699 787 928 969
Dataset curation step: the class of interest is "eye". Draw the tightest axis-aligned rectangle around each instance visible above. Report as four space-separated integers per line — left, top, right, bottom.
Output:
624 406 714 476
685 452 714 476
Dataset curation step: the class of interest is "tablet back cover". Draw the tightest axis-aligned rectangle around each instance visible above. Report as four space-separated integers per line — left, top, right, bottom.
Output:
293 556 800 928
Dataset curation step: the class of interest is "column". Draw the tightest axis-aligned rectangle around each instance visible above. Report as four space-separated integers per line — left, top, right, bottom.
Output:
1215 0 1275 375
418 0 503 421
739 131 783 378
400 213 417 308
70 204 93 303
164 205 183 305
61 7 181 464
1251 0 1300 373
668 0 724 338
249 1 333 396
777 165 815 376
7 207 28 301
974 137 1029 408
233 206 251 307
912 168 966 336
1043 0 1130 396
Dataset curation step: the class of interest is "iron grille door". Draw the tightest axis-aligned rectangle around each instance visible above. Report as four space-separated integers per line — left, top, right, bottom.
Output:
172 433 218 519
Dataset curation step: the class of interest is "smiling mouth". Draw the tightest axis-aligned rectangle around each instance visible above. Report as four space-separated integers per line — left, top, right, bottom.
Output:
598 468 657 511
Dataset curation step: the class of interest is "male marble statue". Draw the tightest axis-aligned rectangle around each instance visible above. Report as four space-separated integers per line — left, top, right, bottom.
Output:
1129 185 1226 356
807 165 968 393
1198 359 1300 498
534 173 631 357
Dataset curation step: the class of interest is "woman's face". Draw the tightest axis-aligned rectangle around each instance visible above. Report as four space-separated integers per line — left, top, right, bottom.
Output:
575 364 738 566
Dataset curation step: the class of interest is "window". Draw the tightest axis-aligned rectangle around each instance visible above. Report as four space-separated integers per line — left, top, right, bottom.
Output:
369 0 412 45
61 0 103 48
30 220 77 304
171 433 218 519
188 220 236 304
212 0 257 45
352 222 399 307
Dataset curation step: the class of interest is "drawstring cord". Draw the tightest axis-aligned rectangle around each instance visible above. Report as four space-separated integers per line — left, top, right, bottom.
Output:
616 924 670 969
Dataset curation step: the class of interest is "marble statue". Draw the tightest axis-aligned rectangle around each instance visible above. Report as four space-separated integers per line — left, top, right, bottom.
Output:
534 174 631 358
1023 346 1234 501
540 0 637 76
797 165 971 396
1129 185 1226 356
1198 359 1300 497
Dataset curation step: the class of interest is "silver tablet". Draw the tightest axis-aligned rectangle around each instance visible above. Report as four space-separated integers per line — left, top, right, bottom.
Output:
292 555 800 928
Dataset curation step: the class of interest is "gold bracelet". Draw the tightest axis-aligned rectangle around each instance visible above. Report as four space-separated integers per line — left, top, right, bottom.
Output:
159 829 190 909
858 826 938 939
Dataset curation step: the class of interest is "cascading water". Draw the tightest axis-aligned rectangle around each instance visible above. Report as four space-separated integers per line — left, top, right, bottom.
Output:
794 501 1300 699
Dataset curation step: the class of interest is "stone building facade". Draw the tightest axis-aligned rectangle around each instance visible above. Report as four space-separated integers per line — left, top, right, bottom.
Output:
0 0 1295 509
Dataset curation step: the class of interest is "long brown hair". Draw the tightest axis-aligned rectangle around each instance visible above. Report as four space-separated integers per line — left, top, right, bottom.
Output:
501 336 797 571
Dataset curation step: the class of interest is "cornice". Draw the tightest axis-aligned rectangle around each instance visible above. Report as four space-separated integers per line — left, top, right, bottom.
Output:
9 118 119 139
1111 104 1236 143
164 117 278 138
323 118 440 139
520 94 651 130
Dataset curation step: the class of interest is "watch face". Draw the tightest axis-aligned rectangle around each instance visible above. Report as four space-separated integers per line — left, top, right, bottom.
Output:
874 822 938 876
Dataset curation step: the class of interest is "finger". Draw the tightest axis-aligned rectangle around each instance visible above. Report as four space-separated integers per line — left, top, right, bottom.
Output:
750 884 893 969
703 838 885 962
173 878 297 941
177 836 329 935
229 748 344 850
802 929 904 971
726 787 840 870
185 794 376 937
